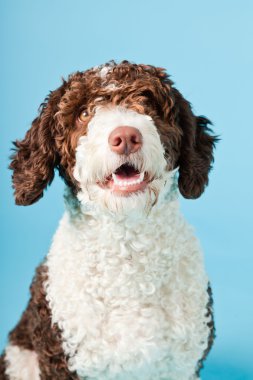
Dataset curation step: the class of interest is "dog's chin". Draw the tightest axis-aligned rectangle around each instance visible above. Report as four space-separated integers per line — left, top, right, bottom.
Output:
77 178 163 217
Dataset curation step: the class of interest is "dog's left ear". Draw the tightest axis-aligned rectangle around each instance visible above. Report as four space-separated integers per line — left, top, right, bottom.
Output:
173 89 218 199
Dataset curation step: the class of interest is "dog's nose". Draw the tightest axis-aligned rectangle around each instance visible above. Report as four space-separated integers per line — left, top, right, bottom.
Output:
108 126 142 155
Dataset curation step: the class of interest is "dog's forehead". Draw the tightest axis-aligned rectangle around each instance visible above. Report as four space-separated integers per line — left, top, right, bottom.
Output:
57 62 173 127
78 62 169 107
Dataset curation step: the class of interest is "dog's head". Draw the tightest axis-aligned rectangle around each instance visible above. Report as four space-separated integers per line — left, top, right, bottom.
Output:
10 61 217 214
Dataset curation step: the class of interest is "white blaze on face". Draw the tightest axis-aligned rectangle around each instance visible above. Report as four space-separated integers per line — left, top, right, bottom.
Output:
73 106 169 214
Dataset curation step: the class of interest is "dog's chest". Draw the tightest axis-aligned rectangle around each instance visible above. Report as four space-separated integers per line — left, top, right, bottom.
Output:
45 205 208 379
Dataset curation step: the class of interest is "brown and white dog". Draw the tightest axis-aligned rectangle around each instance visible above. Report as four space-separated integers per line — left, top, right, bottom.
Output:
0 61 217 380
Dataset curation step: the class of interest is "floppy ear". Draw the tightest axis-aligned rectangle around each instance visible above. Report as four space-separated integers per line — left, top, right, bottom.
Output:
9 82 66 205
173 89 218 199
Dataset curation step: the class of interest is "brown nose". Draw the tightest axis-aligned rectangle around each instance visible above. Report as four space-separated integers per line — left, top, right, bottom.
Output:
108 126 142 155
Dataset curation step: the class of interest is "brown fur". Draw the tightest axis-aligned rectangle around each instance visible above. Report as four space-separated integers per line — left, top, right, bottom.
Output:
3 265 78 379
196 284 216 376
9 60 217 205
0 354 9 379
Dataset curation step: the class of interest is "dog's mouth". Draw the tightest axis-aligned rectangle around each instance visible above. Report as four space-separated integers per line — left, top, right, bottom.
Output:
98 163 148 195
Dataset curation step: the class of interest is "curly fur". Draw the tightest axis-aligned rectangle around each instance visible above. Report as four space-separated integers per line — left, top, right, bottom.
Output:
2 60 217 379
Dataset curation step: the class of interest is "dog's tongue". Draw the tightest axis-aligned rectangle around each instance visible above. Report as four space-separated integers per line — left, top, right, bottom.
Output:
114 164 140 181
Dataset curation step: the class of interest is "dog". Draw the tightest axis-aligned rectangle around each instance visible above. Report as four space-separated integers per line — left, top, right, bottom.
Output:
0 61 217 380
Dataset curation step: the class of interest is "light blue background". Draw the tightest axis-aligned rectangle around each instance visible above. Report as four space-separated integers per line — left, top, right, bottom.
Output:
1 1 252 379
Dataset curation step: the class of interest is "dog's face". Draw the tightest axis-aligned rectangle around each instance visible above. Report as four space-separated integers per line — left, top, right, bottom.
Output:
10 61 217 214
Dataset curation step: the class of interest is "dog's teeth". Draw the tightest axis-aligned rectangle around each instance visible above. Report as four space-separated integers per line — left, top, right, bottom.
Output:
139 172 144 182
112 171 145 188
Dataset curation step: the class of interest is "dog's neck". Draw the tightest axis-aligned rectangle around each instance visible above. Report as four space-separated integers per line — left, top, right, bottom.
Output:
64 168 179 227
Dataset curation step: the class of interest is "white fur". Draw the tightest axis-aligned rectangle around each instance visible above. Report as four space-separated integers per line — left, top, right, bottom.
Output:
43 106 211 379
98 63 115 79
44 183 210 379
104 83 118 90
94 63 119 90
5 344 40 380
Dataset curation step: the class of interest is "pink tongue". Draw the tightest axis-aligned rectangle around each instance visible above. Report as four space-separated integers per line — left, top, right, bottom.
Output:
114 172 140 181
114 164 140 181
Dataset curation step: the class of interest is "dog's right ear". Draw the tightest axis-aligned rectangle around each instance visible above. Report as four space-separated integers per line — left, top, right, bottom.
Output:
171 88 218 199
9 82 67 205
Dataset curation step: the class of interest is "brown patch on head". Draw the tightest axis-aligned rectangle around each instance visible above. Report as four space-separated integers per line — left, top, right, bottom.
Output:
9 60 217 205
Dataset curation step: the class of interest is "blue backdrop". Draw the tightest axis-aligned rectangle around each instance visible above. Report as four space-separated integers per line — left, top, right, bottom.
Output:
1 1 252 379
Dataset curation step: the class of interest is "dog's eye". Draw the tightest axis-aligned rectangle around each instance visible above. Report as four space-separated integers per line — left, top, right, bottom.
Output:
79 110 87 122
